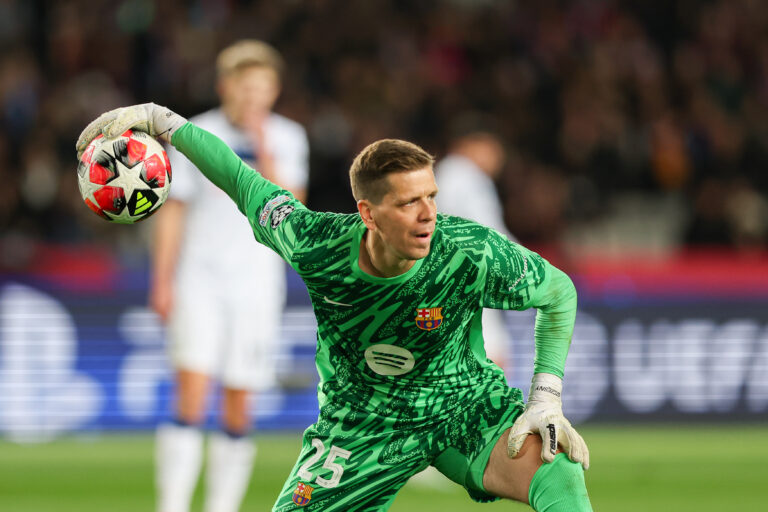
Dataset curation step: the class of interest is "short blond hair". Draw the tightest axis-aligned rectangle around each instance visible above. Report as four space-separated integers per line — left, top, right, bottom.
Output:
349 139 435 203
216 39 285 79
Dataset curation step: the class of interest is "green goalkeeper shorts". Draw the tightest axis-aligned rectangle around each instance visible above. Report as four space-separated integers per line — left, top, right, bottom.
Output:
272 385 524 511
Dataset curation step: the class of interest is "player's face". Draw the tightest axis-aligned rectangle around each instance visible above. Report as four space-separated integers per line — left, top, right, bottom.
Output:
368 167 438 261
219 66 280 128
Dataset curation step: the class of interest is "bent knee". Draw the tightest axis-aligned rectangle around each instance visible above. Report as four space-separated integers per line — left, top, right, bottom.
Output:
483 430 543 502
484 430 569 504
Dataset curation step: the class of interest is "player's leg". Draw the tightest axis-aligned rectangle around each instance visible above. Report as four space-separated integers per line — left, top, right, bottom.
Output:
157 277 221 512
483 429 592 511
482 431 557 502
432 385 521 503
432 383 590 510
203 387 254 512
202 289 279 512
272 428 428 511
156 369 211 512
481 430 544 501
176 368 212 424
220 386 250 434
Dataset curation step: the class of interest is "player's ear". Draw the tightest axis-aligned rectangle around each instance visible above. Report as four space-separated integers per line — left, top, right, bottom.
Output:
357 199 377 231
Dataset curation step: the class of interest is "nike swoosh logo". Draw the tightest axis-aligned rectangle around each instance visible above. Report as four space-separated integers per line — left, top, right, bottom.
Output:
323 296 353 307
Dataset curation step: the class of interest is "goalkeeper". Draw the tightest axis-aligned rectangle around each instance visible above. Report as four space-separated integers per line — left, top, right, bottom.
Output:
77 104 593 512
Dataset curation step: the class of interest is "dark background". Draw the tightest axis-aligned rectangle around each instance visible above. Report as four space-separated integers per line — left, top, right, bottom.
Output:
1 0 767 255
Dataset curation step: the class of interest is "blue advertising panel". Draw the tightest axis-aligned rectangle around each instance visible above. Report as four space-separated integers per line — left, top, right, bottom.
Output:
1 249 766 441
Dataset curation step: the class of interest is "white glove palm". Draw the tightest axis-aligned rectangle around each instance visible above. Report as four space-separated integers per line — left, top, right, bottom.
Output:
507 373 590 470
76 103 186 158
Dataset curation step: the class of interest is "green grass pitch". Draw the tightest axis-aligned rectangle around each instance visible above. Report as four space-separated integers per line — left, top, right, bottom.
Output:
1 425 766 511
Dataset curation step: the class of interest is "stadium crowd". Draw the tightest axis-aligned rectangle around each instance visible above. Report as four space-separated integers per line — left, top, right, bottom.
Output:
1 0 767 267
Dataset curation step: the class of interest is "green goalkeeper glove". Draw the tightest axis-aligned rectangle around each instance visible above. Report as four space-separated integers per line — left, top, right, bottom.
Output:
507 373 590 470
76 103 187 158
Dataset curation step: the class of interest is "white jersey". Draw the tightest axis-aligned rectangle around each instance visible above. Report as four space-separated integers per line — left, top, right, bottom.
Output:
164 108 309 389
166 108 309 297
435 154 515 241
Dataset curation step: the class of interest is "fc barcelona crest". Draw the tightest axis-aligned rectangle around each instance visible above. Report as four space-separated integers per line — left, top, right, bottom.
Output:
292 482 314 506
415 307 443 331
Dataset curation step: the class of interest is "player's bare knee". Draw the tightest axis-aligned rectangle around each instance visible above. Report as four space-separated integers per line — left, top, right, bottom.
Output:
482 430 539 503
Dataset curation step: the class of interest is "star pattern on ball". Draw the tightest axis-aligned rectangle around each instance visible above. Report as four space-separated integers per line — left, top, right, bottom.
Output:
78 132 171 224
108 159 147 201
103 203 136 223
101 159 150 223
79 171 105 201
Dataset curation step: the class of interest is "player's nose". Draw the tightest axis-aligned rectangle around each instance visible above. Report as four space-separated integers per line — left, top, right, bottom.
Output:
419 199 436 222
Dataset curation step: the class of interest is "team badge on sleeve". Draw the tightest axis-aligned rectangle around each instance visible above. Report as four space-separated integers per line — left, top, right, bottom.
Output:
292 482 314 506
271 204 295 228
415 307 443 331
259 194 290 226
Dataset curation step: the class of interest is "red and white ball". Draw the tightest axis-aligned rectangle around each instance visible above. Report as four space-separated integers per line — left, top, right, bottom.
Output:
77 130 172 224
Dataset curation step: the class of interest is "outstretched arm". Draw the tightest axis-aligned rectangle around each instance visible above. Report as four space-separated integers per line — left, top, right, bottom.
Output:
76 103 309 260
170 121 282 216
76 103 286 216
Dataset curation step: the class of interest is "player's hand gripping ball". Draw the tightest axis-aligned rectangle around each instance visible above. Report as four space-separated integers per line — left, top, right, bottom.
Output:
77 130 171 223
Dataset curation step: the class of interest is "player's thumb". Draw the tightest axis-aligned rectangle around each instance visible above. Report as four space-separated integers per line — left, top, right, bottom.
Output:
76 109 120 156
506 423 532 459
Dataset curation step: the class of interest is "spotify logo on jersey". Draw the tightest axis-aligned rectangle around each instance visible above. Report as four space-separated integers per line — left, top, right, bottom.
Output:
364 344 415 376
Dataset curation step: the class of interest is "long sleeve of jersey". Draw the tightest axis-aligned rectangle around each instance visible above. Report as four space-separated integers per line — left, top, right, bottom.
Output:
480 230 577 378
170 121 311 261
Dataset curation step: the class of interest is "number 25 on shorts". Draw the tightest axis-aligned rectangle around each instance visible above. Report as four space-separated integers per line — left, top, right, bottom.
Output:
298 438 352 489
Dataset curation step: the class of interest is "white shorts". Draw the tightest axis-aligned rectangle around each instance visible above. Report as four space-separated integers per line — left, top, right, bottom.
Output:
168 267 285 391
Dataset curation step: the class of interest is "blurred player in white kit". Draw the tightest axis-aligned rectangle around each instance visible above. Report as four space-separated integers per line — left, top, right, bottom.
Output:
435 130 513 368
149 40 309 512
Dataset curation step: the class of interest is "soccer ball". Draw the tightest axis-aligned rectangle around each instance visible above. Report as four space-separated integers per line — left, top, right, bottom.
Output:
77 130 172 224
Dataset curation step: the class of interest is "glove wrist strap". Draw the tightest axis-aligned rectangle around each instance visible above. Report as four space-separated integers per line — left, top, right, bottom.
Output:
151 104 187 144
529 373 563 402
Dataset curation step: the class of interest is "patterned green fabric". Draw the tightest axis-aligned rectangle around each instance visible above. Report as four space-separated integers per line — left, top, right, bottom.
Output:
529 453 593 511
172 122 579 509
273 385 522 511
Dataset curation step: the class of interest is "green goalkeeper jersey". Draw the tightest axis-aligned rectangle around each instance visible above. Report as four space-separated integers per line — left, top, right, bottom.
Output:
172 123 577 433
